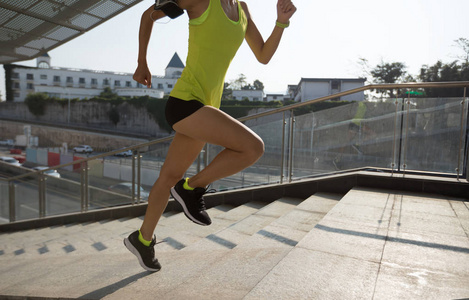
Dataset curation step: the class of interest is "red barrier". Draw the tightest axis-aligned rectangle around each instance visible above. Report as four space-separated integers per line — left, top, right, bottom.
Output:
10 149 22 154
48 152 60 167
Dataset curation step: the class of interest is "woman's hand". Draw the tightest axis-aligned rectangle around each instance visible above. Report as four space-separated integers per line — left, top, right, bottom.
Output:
133 63 152 88
277 0 296 24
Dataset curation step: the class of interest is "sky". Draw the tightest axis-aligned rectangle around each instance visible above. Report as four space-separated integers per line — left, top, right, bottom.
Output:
1 0 469 101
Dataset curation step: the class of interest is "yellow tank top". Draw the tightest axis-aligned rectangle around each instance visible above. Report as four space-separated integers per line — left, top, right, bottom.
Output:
170 0 248 108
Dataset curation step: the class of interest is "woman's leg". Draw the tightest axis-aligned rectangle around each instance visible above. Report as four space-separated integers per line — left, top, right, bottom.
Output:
173 105 265 189
139 132 205 241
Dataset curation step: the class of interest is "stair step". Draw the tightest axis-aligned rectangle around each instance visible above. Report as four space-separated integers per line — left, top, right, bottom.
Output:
155 203 265 252
182 197 302 251
236 192 342 250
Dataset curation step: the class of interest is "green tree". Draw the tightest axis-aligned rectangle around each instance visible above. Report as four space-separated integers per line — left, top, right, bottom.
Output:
419 60 467 97
370 61 407 97
25 92 49 116
100 87 118 99
253 79 264 91
231 73 247 90
453 37 469 64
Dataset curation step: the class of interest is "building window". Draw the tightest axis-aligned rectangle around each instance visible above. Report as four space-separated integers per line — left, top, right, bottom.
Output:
331 80 340 90
53 76 61 82
103 79 110 86
79 78 85 84
91 78 98 85
66 77 73 83
136 83 142 88
12 82 20 89
12 72 19 79
157 83 163 89
167 84 173 88
126 81 132 87
27 83 34 90
253 97 259 101
40 74 47 80
114 80 121 87
26 73 34 80
14 92 20 98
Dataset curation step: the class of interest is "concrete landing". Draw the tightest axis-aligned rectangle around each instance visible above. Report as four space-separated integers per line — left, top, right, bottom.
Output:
0 188 468 300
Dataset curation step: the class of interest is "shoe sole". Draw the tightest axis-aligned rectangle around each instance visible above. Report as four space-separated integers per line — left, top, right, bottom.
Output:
170 186 208 226
123 238 161 272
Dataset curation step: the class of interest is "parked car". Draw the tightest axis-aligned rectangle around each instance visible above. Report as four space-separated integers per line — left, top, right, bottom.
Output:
108 182 149 200
73 145 93 154
0 156 21 166
114 149 133 157
32 166 61 178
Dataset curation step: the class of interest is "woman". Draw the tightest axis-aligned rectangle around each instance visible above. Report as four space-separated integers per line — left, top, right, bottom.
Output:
124 0 296 272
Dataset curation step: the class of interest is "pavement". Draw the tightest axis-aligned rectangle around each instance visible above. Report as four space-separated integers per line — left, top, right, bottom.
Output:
0 187 468 300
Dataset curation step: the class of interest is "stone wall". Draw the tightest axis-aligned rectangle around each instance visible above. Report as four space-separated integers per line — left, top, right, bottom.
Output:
0 101 166 138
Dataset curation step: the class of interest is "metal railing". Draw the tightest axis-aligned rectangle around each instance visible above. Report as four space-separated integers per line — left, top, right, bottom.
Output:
1 81 468 223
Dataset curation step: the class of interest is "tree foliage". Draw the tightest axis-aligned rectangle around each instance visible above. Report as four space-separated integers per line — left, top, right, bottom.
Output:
419 60 469 97
25 92 49 116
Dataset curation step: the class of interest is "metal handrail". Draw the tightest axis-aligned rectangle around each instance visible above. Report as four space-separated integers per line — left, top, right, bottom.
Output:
2 81 469 182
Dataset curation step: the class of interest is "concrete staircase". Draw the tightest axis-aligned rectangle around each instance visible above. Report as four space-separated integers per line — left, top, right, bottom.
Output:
0 187 468 299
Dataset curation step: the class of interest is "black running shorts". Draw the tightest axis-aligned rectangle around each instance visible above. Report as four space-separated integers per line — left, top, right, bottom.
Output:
165 96 205 129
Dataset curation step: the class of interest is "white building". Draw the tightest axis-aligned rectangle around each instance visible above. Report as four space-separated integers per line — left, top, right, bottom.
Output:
232 89 264 101
293 78 366 102
265 94 291 102
4 52 185 102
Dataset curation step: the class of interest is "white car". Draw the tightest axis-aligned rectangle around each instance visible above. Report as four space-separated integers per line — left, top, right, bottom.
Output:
73 145 93 154
114 149 133 157
32 166 61 178
0 156 21 166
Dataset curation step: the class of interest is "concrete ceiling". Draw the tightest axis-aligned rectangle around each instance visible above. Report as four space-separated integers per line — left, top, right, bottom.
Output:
0 0 143 64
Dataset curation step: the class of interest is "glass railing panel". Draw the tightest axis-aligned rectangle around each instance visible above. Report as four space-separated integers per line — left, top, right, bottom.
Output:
400 96 468 175
43 167 81 216
291 100 400 179
211 112 287 191
13 173 40 221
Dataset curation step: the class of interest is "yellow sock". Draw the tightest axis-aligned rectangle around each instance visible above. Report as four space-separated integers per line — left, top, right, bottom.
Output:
138 230 151 247
183 177 194 191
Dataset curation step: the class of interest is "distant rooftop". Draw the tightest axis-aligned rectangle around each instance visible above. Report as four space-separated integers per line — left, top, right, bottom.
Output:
166 53 185 69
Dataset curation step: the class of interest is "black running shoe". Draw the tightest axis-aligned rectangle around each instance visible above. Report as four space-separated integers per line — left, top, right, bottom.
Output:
124 230 161 272
170 179 212 226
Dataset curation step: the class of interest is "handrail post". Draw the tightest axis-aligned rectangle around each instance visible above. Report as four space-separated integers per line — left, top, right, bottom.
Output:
391 97 399 176
80 162 88 212
80 162 85 212
457 87 467 181
137 150 141 204
9 180 15 222
84 162 89 211
38 173 46 218
401 93 411 176
132 153 136 204
288 109 295 182
280 111 286 184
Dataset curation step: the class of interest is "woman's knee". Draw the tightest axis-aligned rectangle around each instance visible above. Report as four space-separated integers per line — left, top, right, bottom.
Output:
244 135 265 163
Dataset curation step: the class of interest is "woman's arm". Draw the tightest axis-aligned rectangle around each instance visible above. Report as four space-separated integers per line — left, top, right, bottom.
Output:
242 0 296 65
133 1 208 88
133 5 166 88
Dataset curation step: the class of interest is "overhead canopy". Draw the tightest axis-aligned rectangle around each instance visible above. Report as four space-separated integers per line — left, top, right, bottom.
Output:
0 0 143 65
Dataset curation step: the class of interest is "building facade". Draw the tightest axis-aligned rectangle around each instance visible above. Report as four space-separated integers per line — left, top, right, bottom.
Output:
293 78 366 102
232 89 264 101
4 52 185 102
